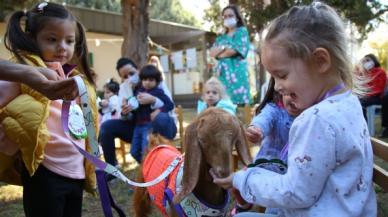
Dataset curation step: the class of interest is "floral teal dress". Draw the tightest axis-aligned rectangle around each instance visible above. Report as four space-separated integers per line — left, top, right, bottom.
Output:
214 27 252 105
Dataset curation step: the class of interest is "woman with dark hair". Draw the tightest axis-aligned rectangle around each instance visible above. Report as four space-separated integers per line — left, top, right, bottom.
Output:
210 4 252 105
358 54 387 122
99 58 177 169
359 54 386 102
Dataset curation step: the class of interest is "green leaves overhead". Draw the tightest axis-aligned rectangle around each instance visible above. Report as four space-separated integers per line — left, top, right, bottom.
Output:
205 0 388 40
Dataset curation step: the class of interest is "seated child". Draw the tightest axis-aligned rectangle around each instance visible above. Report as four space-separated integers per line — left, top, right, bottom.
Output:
98 79 120 124
197 76 236 115
236 78 302 215
130 65 174 163
247 77 302 162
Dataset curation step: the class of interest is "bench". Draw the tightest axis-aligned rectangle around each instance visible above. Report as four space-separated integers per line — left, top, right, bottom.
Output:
371 137 388 192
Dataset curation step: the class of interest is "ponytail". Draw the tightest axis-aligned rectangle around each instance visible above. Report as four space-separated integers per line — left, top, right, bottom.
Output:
4 11 40 63
255 77 275 115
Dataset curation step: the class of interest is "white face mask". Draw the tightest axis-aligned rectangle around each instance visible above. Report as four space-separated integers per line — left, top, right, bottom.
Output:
129 73 139 85
224 18 237 28
363 61 375 71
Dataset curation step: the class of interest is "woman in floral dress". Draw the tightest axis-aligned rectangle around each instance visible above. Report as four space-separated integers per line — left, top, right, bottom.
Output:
210 4 252 105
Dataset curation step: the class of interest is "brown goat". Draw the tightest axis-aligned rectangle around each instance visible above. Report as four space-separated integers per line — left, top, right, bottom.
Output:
133 107 252 217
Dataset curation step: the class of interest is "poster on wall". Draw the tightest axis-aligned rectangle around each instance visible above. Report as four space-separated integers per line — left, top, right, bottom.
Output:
186 48 197 69
172 51 184 70
160 55 169 72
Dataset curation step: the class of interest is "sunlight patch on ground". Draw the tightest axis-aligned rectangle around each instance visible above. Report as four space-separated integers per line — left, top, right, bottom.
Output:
0 184 22 202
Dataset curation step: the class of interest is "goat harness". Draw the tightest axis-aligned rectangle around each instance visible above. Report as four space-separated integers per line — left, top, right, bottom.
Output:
143 145 230 217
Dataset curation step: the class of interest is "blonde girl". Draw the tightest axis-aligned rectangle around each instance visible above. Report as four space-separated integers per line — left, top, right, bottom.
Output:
212 2 376 217
197 76 236 115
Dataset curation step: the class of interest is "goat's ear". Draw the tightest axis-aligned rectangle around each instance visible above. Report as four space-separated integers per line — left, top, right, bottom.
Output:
173 121 202 204
235 120 252 166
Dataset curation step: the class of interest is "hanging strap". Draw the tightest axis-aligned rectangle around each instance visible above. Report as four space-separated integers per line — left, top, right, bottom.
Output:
96 170 126 217
61 76 183 217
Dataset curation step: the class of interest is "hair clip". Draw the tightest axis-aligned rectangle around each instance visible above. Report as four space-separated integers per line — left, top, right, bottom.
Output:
37 2 48 12
311 1 322 9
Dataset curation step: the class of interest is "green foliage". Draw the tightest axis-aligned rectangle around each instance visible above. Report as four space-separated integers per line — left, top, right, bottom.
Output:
369 39 388 71
205 0 388 41
149 0 201 27
204 0 222 32
0 0 121 19
57 0 121 11
1 0 200 27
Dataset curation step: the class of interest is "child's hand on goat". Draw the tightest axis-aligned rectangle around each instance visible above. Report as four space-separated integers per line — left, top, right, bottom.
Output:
210 168 234 189
245 126 263 144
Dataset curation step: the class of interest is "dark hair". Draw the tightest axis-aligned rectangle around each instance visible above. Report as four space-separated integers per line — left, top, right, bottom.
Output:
139 64 162 84
116 57 138 71
364 53 381 68
255 77 282 115
104 79 120 95
222 4 245 31
4 2 94 85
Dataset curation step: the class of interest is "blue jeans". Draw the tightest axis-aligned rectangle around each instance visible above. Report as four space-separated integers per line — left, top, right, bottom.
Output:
131 123 152 163
99 119 134 166
98 113 177 166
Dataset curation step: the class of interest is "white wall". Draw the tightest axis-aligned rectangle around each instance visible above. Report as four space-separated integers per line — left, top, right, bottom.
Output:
86 32 122 90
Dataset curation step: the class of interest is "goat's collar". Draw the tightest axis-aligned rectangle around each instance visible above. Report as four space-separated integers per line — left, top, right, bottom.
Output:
174 163 230 216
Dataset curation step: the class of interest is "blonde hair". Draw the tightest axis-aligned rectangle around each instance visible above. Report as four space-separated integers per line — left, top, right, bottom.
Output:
148 55 165 80
203 77 229 100
264 2 353 89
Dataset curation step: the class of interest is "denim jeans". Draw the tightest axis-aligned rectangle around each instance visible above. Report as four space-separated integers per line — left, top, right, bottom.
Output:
130 122 152 163
98 112 177 166
99 119 134 166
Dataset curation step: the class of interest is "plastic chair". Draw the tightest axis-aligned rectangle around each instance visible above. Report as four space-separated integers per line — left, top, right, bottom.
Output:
366 105 381 136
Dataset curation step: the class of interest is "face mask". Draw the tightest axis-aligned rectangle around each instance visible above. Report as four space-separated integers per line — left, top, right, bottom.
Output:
363 61 375 71
223 18 237 28
129 73 139 85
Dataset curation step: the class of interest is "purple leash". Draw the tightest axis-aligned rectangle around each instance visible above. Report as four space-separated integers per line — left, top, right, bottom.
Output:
61 76 126 217
96 170 126 217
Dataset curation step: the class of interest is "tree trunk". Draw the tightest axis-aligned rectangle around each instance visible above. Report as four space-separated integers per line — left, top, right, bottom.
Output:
121 0 149 67
229 0 238 4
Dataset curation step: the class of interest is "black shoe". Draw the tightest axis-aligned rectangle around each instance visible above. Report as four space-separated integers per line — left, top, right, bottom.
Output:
380 128 388 138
